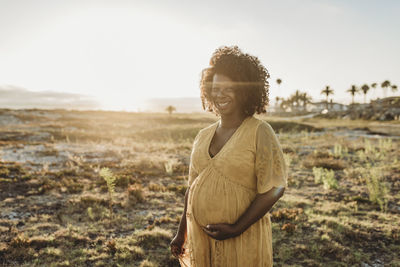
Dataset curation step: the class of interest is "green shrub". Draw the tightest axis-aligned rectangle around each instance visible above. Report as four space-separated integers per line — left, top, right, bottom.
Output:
333 143 348 158
313 167 339 190
99 168 116 220
362 165 389 212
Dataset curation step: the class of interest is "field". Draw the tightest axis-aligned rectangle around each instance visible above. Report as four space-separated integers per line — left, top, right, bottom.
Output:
0 109 399 266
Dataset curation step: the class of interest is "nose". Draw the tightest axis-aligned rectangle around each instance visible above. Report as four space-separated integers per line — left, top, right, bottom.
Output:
216 88 230 98
216 89 224 98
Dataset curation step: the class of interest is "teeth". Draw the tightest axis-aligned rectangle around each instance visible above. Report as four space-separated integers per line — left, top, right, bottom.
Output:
218 101 230 107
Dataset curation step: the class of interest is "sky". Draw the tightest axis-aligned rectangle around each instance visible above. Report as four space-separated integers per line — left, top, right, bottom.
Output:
0 0 399 111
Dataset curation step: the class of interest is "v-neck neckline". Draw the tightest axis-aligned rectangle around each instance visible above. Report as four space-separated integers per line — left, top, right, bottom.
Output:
207 116 251 160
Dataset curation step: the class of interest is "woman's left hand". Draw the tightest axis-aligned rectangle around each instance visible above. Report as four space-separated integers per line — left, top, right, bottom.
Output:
202 223 239 240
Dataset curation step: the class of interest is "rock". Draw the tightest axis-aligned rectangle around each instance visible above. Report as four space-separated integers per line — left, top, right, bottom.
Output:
361 259 384 267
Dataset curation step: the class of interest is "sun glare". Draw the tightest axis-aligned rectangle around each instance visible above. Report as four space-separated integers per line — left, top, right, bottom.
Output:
96 94 147 112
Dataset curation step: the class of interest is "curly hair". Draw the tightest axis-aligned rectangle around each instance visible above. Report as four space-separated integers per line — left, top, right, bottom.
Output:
200 46 270 116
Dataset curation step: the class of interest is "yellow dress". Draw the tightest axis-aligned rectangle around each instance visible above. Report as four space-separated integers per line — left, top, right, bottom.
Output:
181 116 288 267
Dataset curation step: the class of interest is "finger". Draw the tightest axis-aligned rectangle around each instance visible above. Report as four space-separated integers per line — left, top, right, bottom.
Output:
202 227 212 235
206 224 220 232
202 226 217 237
203 227 220 239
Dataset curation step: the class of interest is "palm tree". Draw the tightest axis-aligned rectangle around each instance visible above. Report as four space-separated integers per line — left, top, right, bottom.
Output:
370 83 378 99
292 90 302 111
165 105 176 115
321 86 334 110
381 80 391 98
360 84 370 104
347 85 358 104
300 92 312 111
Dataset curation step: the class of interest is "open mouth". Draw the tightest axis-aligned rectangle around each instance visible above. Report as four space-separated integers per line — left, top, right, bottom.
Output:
215 100 231 109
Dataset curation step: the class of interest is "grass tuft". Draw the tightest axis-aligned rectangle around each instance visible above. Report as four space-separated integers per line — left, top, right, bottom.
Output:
135 227 172 249
313 167 339 190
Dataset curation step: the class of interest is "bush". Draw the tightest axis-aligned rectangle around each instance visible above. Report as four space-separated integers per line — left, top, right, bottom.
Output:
313 167 339 190
99 168 116 220
361 165 389 212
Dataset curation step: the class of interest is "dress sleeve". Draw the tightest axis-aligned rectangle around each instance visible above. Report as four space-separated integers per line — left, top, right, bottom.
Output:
255 122 288 194
188 131 201 187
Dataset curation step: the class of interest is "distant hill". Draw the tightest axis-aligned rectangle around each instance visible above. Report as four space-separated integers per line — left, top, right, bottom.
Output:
0 85 205 112
0 85 100 110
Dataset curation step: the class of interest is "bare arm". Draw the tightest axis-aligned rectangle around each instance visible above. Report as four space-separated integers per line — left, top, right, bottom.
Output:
203 186 285 240
177 188 189 237
170 188 189 257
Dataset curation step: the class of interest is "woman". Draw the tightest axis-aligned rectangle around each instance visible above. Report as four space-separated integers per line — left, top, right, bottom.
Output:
170 46 287 266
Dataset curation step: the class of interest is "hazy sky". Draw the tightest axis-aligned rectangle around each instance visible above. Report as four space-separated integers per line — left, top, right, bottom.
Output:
0 0 399 111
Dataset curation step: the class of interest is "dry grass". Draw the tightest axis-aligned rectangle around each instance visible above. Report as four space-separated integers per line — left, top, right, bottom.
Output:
0 109 399 266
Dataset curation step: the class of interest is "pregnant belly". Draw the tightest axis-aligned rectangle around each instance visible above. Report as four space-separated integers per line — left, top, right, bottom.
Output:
189 169 254 227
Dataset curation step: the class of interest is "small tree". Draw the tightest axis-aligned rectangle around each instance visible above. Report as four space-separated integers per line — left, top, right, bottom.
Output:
347 85 358 104
300 92 312 111
361 84 370 104
391 85 398 94
321 86 334 110
165 105 176 115
280 99 291 112
381 80 391 98
293 90 302 110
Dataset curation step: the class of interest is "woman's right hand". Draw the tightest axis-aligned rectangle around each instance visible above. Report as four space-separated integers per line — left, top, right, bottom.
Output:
170 233 185 258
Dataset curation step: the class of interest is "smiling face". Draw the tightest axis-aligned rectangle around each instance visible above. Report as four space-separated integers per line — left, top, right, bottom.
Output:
211 73 243 117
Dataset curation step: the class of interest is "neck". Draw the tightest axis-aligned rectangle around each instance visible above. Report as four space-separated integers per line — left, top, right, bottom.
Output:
219 113 249 129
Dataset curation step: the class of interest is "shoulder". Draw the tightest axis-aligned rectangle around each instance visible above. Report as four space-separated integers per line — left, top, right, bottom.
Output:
253 117 275 136
199 120 218 135
194 120 219 141
200 120 219 133
253 118 280 148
